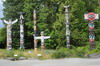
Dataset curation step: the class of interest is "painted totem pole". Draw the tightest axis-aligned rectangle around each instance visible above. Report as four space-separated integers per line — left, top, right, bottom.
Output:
84 12 99 50
4 19 18 50
64 5 70 48
35 31 50 51
33 10 37 51
19 12 25 50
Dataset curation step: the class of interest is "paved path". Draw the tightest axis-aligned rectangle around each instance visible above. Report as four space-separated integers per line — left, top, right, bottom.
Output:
0 58 100 66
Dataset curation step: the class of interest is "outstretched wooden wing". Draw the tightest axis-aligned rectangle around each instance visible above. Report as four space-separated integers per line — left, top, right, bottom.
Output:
35 37 41 39
4 20 9 24
12 19 18 24
44 36 50 39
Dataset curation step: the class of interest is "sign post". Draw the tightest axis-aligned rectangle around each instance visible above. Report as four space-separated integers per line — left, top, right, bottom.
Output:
4 19 18 50
64 5 70 48
84 12 99 50
35 31 50 51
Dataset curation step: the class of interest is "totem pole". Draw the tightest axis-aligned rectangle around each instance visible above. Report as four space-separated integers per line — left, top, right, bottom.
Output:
19 12 25 50
33 10 37 51
35 31 50 51
84 12 99 50
4 19 18 50
64 5 70 48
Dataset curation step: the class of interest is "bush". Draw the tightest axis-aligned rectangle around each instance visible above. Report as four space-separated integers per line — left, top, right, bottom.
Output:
75 47 87 57
5 51 14 57
0 49 6 58
51 47 90 59
52 51 66 59
52 48 71 59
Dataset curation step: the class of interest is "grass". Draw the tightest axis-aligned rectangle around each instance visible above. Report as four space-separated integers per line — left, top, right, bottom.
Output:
0 46 100 60
0 49 55 60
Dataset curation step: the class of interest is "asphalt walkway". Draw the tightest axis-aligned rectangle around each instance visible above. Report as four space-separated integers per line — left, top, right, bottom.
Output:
0 58 100 66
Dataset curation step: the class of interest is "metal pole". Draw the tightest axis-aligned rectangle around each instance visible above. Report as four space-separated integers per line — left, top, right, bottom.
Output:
20 12 24 50
64 6 70 48
33 10 37 51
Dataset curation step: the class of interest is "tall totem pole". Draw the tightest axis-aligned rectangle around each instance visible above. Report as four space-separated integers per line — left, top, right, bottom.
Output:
64 6 70 48
19 12 25 50
33 10 37 51
35 31 50 51
4 19 18 50
84 12 99 50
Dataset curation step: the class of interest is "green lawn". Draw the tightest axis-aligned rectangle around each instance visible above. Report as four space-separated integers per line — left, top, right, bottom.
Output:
0 46 100 60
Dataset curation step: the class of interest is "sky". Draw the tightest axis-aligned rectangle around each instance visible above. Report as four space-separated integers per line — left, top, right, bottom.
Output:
0 0 4 28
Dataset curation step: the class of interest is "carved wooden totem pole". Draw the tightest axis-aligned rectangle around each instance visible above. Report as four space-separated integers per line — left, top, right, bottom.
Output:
4 19 18 50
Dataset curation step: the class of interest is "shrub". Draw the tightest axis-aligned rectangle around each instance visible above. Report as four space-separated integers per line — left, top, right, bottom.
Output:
52 51 66 59
52 48 71 59
5 51 14 57
51 47 91 58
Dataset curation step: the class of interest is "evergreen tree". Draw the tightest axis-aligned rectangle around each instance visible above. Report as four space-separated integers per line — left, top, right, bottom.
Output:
0 27 6 48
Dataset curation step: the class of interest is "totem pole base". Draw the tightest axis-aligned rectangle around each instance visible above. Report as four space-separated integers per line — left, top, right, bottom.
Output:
41 45 45 51
34 48 37 52
90 43 95 50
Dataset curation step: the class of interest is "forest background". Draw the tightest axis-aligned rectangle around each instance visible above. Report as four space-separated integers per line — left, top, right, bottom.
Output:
0 0 100 50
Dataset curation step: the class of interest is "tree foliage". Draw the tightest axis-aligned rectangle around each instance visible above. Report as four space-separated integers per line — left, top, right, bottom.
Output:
0 27 6 48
